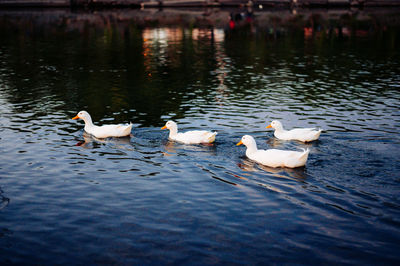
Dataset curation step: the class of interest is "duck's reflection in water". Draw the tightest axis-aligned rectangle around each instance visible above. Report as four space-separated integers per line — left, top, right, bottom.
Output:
76 132 133 149
233 158 308 193
162 140 217 157
266 137 318 149
0 187 10 211
237 157 307 181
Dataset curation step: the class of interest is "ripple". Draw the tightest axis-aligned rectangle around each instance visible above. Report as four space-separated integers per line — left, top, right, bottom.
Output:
1 20 400 264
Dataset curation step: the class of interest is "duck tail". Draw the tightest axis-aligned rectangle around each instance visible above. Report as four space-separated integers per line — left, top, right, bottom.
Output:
299 148 310 160
125 123 133 134
207 132 217 143
315 129 323 139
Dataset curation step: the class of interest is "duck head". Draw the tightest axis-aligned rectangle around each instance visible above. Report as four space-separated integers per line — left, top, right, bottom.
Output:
266 120 283 130
72 111 92 124
161 120 177 130
236 135 257 147
161 120 178 136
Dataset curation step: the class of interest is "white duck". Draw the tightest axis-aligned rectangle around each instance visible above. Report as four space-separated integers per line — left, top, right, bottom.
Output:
236 135 309 168
161 120 217 144
266 120 322 142
72 111 132 138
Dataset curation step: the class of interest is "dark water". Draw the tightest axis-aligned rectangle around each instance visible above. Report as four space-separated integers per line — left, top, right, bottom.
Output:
1 10 400 264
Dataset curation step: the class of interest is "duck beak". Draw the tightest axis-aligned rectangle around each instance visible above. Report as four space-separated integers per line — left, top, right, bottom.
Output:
236 140 243 146
72 115 80 120
266 124 272 128
161 126 167 130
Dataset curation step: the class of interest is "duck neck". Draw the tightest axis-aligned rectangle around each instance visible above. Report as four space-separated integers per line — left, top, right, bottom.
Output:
82 116 95 132
169 126 178 138
246 140 258 155
275 124 285 133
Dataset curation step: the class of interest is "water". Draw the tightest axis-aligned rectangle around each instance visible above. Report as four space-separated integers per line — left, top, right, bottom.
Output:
1 9 400 264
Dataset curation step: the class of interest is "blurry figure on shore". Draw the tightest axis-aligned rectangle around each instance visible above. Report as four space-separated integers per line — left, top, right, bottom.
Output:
228 10 254 30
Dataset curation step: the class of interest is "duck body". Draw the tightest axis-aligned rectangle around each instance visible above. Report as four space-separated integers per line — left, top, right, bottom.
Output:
267 120 322 142
237 135 309 168
162 120 217 144
72 111 132 138
83 124 132 139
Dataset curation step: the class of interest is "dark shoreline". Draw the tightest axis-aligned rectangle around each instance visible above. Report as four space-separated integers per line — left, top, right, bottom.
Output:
1 0 400 9
1 6 399 44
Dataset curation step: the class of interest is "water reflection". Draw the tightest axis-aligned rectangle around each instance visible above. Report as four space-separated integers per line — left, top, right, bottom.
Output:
237 157 307 180
76 132 133 149
162 140 217 156
0 187 9 211
0 10 399 129
265 137 319 150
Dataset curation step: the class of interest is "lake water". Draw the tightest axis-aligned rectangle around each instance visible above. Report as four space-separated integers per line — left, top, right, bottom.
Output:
0 9 400 264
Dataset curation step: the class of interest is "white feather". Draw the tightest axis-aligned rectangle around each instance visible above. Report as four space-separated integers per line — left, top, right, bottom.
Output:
267 120 322 142
237 135 309 168
72 111 132 138
162 121 217 144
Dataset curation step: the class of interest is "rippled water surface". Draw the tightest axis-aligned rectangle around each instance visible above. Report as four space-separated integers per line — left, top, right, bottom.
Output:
1 10 400 264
